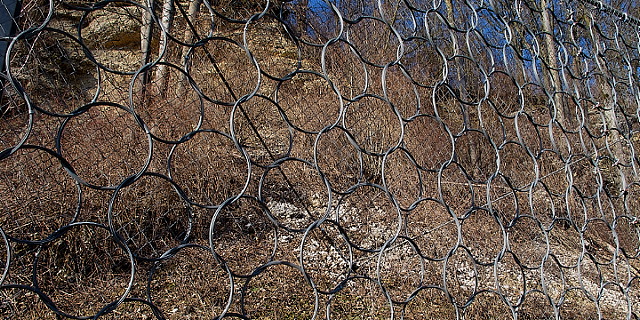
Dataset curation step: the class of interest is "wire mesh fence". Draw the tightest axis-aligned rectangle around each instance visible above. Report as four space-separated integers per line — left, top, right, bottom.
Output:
1 0 640 318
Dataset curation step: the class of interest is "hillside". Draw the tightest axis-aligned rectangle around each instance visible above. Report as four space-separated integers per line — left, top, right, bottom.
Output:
0 0 639 319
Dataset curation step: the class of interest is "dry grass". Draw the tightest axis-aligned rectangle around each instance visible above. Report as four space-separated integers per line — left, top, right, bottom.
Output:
0 1 639 319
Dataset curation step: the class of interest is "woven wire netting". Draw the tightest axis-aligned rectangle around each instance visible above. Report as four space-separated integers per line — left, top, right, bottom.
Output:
1 0 640 318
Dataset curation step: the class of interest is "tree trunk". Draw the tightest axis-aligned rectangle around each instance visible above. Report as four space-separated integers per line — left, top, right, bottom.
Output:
140 4 154 84
154 0 175 93
180 0 203 60
139 3 155 107
444 0 454 25
540 0 565 125
178 0 202 94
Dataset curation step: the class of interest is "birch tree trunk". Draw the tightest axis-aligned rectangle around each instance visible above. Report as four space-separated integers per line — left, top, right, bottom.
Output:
154 0 175 93
141 4 154 86
180 0 203 59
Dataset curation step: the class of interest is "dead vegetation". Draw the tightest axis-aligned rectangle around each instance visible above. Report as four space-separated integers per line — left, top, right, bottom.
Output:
0 0 639 319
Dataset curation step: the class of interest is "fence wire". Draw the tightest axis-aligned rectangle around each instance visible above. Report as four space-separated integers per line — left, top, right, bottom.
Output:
1 0 640 318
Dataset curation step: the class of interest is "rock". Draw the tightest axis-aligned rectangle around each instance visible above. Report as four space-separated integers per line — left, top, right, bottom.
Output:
81 6 142 50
